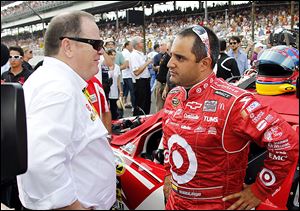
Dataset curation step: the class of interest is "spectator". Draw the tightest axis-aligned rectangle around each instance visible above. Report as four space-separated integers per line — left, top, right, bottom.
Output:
216 39 240 80
163 25 298 210
16 11 116 210
122 40 135 109
154 39 171 112
227 36 249 75
130 36 152 116
147 43 160 91
107 49 123 120
22 46 34 72
1 46 32 85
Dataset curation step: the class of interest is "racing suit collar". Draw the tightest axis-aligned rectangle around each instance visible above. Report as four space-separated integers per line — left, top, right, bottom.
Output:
185 72 216 100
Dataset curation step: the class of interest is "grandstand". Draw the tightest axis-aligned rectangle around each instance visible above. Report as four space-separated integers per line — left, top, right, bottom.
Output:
1 1 299 66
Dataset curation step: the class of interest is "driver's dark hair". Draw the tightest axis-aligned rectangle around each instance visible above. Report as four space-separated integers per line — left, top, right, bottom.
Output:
177 26 219 68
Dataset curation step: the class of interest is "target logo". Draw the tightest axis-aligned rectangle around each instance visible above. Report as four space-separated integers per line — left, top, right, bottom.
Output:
168 134 197 185
259 168 276 186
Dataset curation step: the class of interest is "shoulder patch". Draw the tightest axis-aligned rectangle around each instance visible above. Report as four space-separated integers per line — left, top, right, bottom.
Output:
214 90 232 99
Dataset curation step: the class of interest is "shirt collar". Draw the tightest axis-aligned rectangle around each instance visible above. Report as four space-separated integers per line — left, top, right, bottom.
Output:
43 56 87 91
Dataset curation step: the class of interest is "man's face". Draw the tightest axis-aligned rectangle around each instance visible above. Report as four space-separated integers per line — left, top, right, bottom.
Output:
9 50 23 69
167 36 203 87
71 17 101 80
25 49 33 59
105 42 115 50
160 43 168 53
229 39 239 51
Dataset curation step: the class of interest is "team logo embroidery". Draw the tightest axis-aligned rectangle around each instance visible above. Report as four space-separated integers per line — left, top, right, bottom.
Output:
203 100 218 112
186 101 202 110
172 97 180 107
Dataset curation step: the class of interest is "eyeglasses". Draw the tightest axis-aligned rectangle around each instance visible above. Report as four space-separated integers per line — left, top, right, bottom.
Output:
9 55 22 60
191 25 211 57
59 37 104 51
230 42 237 45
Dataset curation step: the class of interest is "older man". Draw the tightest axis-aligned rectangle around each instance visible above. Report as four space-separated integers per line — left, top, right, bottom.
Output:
17 11 116 210
130 36 152 116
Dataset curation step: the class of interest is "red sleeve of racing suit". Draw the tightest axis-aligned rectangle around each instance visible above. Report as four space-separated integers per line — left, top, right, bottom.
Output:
162 95 173 177
229 94 299 201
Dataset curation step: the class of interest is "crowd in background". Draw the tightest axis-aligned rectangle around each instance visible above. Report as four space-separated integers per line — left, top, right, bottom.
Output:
1 1 299 118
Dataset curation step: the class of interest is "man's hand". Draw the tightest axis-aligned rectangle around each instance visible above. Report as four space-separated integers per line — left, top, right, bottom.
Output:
163 175 172 200
223 184 261 210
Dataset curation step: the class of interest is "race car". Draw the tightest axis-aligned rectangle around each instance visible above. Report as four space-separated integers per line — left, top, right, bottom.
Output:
109 45 299 210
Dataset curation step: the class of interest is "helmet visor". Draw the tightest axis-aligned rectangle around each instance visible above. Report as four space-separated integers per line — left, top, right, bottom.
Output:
258 50 295 72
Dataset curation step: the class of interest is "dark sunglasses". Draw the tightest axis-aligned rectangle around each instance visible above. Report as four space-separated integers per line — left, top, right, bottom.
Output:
191 25 211 58
230 42 237 45
9 55 22 60
59 37 104 51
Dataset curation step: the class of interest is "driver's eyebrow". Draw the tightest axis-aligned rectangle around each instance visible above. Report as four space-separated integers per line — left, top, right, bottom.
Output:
171 52 188 60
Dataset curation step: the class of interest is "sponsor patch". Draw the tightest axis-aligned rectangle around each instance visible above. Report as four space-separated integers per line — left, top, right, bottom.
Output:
218 103 225 110
214 90 232 99
181 125 192 130
204 116 218 123
208 127 217 135
241 109 248 119
184 113 199 120
267 139 291 151
86 104 92 112
246 101 261 113
259 168 276 186
251 111 265 124
90 94 97 103
186 101 202 110
203 100 218 112
164 109 174 115
172 97 180 107
256 120 268 131
174 109 183 117
264 126 283 142
268 152 287 161
194 126 206 133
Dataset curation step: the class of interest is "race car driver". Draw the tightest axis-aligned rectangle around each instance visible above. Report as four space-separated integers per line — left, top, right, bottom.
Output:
162 25 299 210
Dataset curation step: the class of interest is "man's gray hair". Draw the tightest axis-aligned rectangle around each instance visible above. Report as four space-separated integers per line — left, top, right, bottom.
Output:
44 11 95 56
131 36 143 49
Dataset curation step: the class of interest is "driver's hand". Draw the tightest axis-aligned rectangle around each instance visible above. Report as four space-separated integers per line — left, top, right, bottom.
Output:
163 175 172 201
223 184 261 210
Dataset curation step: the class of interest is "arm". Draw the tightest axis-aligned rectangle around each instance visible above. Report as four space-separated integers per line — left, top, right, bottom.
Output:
102 111 112 135
228 58 241 77
133 59 152 76
117 74 123 98
101 50 114 67
223 94 299 209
